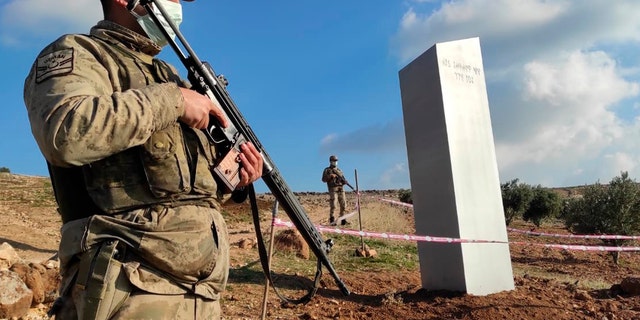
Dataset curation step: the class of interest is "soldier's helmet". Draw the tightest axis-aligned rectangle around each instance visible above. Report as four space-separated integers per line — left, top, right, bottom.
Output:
329 155 338 162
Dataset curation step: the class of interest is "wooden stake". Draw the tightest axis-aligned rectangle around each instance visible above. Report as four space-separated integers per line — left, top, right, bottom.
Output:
261 201 279 320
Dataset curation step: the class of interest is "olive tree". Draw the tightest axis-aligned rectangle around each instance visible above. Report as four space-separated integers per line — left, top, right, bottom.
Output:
522 185 561 227
563 172 640 264
501 179 533 225
398 189 413 204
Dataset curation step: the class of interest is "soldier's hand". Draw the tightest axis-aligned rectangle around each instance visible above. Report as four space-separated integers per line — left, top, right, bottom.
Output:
179 88 229 129
237 142 263 187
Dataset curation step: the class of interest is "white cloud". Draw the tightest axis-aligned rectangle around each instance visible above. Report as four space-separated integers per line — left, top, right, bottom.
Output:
320 133 338 147
494 50 640 187
392 0 640 187
602 152 637 178
524 51 637 108
392 0 640 68
378 162 409 189
1 0 101 46
497 50 638 168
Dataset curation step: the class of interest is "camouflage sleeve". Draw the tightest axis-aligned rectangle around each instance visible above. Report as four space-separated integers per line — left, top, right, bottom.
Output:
322 167 330 182
23 34 185 167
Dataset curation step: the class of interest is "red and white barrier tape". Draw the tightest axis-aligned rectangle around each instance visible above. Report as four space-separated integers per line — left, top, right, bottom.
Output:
272 218 640 252
375 197 640 242
376 197 414 208
274 218 507 244
510 242 640 252
507 227 640 240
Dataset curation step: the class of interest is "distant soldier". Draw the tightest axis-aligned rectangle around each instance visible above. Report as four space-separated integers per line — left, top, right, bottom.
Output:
321 155 349 225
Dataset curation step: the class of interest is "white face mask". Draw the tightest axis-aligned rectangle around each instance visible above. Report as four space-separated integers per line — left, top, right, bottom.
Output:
131 0 183 47
331 161 338 166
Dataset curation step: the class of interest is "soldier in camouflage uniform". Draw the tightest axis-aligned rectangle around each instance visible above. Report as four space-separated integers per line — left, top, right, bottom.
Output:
321 155 348 226
23 0 263 319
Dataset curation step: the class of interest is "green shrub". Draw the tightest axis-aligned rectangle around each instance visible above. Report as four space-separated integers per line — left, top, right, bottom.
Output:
562 172 640 264
522 185 561 227
398 189 412 204
0 167 10 173
501 179 533 225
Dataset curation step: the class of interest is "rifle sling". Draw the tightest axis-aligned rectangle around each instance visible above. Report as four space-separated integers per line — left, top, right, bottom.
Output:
248 184 321 305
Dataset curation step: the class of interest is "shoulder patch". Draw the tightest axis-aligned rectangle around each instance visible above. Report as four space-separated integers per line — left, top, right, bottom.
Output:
35 48 74 83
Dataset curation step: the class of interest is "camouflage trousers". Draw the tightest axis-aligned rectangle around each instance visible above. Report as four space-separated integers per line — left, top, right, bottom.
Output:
52 204 229 320
328 189 346 218
53 287 222 320
112 291 221 319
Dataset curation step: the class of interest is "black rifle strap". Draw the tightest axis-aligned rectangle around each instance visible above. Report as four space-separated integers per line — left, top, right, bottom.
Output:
247 184 321 305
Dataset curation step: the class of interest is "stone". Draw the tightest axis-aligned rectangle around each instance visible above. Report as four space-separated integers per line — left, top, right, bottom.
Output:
620 277 640 295
574 290 592 301
237 238 256 249
0 270 33 318
354 244 378 258
10 262 45 304
0 242 22 270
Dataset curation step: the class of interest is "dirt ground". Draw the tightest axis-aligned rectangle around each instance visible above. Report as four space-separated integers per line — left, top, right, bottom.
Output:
1 173 640 320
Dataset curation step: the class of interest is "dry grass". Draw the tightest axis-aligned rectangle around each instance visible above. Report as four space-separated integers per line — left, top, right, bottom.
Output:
354 198 415 236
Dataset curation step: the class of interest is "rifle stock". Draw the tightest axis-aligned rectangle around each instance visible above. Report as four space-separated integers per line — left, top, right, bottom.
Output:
132 0 350 297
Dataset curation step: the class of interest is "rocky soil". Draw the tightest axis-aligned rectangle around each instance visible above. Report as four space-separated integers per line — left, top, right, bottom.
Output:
1 172 640 319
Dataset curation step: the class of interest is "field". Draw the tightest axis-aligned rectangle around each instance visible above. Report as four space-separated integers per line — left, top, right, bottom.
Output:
1 172 640 319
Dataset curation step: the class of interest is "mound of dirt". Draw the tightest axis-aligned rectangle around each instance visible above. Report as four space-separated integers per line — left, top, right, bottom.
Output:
273 229 309 259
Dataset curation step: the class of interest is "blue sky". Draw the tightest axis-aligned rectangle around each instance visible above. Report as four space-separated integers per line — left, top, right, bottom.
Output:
2 0 640 193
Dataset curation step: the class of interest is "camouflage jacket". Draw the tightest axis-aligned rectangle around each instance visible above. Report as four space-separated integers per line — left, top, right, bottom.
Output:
24 20 229 299
322 165 346 191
